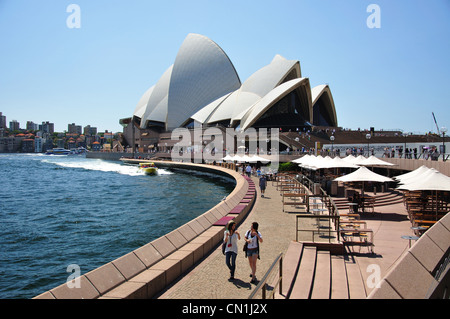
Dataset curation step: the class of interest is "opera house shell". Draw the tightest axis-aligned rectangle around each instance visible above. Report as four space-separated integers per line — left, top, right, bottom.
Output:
131 33 337 132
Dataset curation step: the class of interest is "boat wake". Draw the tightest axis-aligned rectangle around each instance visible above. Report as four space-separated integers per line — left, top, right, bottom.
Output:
41 158 173 176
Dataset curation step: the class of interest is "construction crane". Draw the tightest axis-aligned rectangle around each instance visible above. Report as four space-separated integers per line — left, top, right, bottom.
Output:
432 112 440 135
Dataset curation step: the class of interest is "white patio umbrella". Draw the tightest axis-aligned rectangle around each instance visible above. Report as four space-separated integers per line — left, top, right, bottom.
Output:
230 154 246 162
322 157 359 169
308 156 333 169
222 154 234 161
397 169 450 191
296 155 317 167
334 166 393 183
343 154 357 163
334 166 393 198
250 155 271 163
351 155 369 165
360 155 396 167
292 154 312 164
393 165 433 183
239 155 269 163
397 168 439 186
397 169 450 219
298 155 327 170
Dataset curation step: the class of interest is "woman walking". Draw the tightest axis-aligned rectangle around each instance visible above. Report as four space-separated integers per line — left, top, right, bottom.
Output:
245 222 263 284
224 221 240 280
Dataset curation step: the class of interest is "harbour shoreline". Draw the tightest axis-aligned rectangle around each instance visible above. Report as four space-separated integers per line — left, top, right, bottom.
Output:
34 157 254 299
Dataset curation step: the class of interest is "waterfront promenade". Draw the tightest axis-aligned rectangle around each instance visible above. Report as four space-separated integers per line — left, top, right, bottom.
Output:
157 175 415 299
157 175 297 299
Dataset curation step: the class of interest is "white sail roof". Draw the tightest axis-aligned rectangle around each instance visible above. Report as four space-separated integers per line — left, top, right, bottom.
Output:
131 34 338 131
138 33 240 130
140 65 173 127
240 78 311 130
206 55 301 124
133 85 154 119
166 33 241 129
311 84 338 127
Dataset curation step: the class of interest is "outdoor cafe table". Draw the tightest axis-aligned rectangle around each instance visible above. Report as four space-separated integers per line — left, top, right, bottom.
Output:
311 208 328 215
411 226 427 236
340 221 367 229
339 213 360 220
339 228 373 242
309 197 325 208
339 220 367 226
339 228 374 253
401 235 420 248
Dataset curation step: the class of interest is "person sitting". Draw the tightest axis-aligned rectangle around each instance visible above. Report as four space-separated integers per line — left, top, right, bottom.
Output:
352 192 361 213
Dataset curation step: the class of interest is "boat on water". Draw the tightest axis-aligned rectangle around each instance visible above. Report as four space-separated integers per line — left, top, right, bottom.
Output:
71 147 88 155
45 147 88 155
139 162 158 175
45 148 71 155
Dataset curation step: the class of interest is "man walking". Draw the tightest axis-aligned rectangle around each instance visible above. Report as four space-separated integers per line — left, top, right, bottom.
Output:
259 174 267 198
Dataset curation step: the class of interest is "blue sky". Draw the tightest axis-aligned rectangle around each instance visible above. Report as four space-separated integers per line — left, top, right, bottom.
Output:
0 0 449 134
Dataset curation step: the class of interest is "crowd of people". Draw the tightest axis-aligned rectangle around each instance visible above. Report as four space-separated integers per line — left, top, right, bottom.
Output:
381 146 440 160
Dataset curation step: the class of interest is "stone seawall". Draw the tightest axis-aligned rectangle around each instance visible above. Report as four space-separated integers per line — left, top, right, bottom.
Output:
34 159 255 299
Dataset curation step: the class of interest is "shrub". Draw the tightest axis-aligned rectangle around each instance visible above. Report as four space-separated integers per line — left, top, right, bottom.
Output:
278 162 299 172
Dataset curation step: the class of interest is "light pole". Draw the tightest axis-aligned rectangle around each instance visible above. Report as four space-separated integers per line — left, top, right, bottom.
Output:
366 133 371 157
330 135 335 156
441 127 447 161
403 132 408 159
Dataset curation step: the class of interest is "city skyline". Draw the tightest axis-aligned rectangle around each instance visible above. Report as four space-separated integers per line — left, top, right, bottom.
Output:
0 112 106 134
0 0 449 133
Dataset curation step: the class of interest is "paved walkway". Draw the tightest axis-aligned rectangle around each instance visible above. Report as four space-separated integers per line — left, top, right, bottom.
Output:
157 177 415 299
347 199 414 295
157 176 298 299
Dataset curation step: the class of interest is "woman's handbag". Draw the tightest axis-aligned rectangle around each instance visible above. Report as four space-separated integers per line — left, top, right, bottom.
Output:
222 239 227 255
243 230 249 257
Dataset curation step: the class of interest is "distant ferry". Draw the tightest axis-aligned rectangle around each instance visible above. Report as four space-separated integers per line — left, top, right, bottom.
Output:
45 148 71 155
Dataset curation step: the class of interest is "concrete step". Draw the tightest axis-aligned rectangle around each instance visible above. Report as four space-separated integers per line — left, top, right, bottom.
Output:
334 193 404 210
345 257 367 299
281 241 303 297
310 250 331 299
289 246 317 299
330 255 349 299
281 244 369 299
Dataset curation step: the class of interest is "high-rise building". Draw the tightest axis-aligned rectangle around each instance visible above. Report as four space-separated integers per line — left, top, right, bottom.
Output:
0 112 6 129
40 121 54 134
27 121 39 131
68 123 82 135
9 120 20 131
84 125 97 136
35 136 43 153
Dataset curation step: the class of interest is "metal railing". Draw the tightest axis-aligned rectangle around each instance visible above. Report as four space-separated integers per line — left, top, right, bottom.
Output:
294 175 341 243
425 252 450 299
248 253 283 299
295 214 340 243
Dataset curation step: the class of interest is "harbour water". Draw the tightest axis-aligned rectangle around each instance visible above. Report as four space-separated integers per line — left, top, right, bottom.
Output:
0 154 235 299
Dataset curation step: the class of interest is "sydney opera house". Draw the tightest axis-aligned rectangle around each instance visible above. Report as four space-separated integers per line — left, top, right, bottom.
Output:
120 33 338 152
